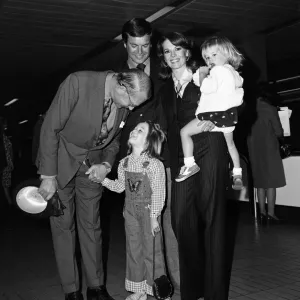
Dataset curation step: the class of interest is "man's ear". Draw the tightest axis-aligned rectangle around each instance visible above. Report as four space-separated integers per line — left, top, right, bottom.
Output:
123 42 127 49
118 83 127 93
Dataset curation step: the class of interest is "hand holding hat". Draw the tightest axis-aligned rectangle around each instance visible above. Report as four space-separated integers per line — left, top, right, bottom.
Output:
16 177 66 217
38 177 57 201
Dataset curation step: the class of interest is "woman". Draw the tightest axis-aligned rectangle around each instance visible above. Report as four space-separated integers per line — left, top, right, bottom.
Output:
0 117 14 206
155 32 236 300
247 83 286 221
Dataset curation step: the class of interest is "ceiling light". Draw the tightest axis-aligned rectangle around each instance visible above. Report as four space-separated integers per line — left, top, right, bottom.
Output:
19 120 28 124
112 2 188 42
4 98 19 106
146 6 175 22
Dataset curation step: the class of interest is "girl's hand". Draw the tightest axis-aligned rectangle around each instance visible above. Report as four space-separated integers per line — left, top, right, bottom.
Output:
150 217 160 236
199 66 210 76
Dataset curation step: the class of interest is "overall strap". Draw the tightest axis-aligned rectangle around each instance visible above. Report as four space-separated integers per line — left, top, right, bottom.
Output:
123 157 129 168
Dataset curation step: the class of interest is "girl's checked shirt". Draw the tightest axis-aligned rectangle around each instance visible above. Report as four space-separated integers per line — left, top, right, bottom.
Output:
102 153 166 218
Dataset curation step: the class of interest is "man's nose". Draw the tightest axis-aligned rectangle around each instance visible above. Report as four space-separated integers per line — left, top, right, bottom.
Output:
137 47 143 54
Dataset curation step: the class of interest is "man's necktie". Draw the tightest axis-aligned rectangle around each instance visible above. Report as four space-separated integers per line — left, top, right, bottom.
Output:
136 63 146 72
95 98 113 146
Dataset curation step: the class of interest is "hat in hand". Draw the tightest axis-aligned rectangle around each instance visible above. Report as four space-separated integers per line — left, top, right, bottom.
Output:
16 186 47 214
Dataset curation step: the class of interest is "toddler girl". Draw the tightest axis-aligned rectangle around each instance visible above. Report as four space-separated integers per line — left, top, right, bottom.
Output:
176 36 244 190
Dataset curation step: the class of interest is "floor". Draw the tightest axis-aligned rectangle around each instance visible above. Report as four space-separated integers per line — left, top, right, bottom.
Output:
1 182 300 300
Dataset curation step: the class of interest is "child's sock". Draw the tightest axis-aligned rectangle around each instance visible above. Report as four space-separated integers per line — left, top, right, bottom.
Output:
184 156 195 168
232 167 242 176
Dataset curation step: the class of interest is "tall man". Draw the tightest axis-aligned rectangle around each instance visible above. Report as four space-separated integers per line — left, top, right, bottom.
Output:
37 69 151 300
115 18 180 290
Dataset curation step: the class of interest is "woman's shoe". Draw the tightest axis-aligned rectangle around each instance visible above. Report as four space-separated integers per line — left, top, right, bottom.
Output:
259 212 267 224
267 214 281 224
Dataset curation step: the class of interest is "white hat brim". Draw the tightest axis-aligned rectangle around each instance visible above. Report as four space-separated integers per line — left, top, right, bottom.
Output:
16 186 47 214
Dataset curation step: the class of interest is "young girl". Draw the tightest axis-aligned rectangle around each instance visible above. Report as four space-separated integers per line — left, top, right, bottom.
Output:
175 36 244 190
101 120 169 300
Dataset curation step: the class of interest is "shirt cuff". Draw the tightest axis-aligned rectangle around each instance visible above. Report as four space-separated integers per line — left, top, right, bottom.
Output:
40 175 57 179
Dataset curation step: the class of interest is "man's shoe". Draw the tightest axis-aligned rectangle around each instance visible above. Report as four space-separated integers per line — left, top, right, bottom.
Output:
87 286 115 300
65 291 84 300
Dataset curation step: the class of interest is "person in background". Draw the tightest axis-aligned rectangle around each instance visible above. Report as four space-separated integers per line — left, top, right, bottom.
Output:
115 17 180 290
100 121 169 300
0 117 14 206
247 82 286 222
37 69 151 300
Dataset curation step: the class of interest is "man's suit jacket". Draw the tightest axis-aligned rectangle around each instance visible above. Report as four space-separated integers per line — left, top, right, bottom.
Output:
115 57 164 160
38 71 129 189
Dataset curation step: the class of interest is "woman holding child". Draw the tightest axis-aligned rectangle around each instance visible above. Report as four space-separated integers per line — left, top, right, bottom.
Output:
155 32 243 300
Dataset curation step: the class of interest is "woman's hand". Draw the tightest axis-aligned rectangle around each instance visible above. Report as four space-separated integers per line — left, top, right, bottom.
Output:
150 217 160 236
85 164 109 183
197 120 215 132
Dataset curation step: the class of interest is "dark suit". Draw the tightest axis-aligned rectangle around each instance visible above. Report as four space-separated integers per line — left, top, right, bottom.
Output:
38 71 128 293
156 78 230 300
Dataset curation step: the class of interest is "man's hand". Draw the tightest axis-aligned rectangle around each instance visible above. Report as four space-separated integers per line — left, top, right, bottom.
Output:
85 164 109 183
150 217 160 236
38 177 57 201
196 120 215 132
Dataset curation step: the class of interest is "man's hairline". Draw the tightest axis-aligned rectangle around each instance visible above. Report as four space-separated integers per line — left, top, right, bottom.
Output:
123 33 152 43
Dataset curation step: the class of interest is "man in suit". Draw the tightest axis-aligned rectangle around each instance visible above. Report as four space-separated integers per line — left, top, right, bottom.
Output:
37 69 151 300
116 18 164 159
115 18 180 291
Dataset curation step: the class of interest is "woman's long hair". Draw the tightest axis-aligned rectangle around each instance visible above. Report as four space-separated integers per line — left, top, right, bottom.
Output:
156 32 201 79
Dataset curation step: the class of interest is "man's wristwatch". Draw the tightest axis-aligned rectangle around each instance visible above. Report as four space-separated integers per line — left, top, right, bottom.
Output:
100 162 111 173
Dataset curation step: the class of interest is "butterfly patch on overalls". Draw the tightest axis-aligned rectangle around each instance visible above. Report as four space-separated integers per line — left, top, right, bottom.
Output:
124 158 150 193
